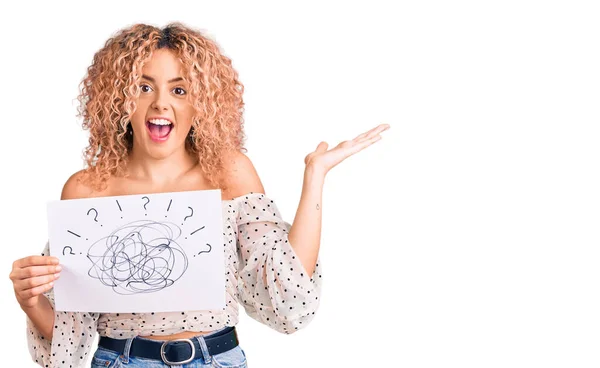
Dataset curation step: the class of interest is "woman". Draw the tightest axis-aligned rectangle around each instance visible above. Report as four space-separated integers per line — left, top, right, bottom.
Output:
9 22 389 367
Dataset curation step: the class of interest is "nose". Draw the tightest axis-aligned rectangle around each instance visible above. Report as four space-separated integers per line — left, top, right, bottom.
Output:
151 91 169 111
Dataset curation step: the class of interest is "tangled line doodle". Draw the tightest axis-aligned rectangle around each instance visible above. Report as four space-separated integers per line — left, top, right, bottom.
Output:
87 220 188 295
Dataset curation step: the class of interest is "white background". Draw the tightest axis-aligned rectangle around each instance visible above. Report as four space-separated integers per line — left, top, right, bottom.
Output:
0 1 598 367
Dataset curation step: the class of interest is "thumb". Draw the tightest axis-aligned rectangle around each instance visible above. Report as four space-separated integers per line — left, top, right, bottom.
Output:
315 141 329 153
304 142 329 165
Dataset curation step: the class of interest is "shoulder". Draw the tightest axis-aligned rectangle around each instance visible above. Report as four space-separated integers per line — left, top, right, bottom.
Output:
221 151 265 199
60 170 98 200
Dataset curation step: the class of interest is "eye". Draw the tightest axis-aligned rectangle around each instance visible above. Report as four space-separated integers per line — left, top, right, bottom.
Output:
173 87 187 96
140 84 153 93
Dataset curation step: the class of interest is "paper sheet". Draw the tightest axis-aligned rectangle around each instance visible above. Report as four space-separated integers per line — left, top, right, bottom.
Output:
46 189 225 313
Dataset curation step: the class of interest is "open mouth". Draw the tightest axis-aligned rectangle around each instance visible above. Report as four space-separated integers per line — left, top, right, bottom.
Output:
146 120 174 142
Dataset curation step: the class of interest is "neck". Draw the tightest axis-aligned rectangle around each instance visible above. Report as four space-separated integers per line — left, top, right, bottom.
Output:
127 146 198 185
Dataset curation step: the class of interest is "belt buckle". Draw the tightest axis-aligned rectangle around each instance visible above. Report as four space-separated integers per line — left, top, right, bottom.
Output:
160 338 196 365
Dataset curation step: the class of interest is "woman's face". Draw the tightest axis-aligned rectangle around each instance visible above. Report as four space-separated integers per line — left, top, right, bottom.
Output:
130 48 195 160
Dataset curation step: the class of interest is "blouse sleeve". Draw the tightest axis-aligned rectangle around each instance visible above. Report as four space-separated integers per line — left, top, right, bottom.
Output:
234 193 323 334
26 241 100 368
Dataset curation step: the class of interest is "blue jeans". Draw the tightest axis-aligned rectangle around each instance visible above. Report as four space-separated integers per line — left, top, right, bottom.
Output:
90 327 248 368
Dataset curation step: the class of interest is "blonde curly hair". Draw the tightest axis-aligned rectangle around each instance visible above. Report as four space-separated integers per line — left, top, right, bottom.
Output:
76 22 246 193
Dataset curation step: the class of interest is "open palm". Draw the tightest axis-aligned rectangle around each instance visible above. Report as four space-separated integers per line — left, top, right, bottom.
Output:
304 123 390 175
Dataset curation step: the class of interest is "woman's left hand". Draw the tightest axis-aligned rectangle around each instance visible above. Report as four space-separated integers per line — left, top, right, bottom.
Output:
304 123 390 175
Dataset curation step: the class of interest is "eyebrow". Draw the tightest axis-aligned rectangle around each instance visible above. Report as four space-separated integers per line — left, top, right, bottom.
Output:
141 75 184 83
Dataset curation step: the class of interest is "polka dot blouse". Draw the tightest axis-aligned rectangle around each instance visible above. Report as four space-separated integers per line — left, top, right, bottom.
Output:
26 192 323 368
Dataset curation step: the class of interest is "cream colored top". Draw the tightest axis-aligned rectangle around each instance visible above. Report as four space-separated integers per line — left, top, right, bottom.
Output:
26 192 323 368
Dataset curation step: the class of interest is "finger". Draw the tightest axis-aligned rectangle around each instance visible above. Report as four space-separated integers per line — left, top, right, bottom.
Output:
14 256 60 269
19 281 55 299
315 141 329 153
347 134 383 156
353 124 390 142
17 273 61 292
305 142 329 165
11 264 62 280
367 124 390 137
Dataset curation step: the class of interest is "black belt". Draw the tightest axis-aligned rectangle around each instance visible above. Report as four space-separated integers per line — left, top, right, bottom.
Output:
98 326 239 365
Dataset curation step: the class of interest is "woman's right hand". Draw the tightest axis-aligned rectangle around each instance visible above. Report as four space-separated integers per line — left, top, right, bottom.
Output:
9 256 61 309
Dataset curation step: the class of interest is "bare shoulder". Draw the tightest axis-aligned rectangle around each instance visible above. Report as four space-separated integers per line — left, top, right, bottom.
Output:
222 151 265 199
60 170 99 200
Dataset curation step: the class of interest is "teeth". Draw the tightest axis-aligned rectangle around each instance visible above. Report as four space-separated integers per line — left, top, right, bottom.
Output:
148 119 172 126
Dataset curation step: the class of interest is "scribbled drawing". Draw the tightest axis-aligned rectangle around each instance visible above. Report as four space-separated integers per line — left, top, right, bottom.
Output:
86 220 211 295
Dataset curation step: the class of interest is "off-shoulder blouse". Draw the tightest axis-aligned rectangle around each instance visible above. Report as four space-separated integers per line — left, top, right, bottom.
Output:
26 192 323 368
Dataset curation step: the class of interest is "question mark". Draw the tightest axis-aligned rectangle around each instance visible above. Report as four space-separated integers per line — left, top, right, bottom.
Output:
87 208 99 222
183 206 194 222
142 196 150 211
198 243 212 255
62 246 75 256
194 243 212 257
